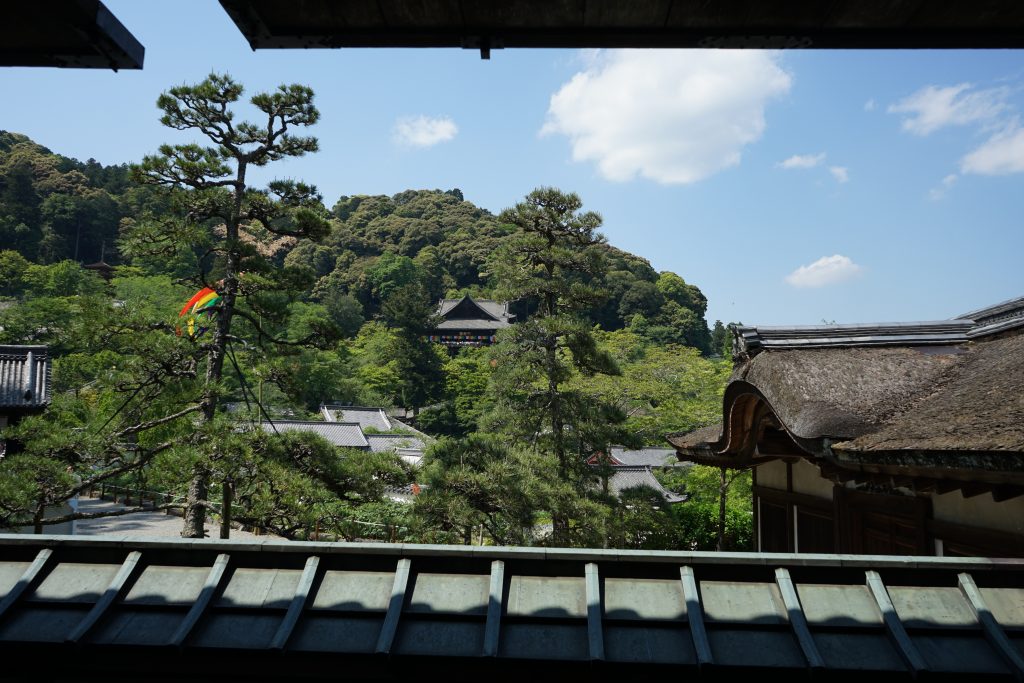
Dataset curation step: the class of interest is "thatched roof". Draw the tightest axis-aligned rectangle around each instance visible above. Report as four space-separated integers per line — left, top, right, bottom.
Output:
668 296 1024 483
734 345 961 442
834 333 1024 454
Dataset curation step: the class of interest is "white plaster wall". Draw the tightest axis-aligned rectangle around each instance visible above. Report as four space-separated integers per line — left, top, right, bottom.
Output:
756 459 787 489
791 460 835 500
931 490 1024 536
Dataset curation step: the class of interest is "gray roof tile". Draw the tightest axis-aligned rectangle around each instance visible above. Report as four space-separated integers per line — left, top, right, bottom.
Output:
0 345 50 409
609 447 679 468
322 407 392 431
259 421 368 448
364 434 426 454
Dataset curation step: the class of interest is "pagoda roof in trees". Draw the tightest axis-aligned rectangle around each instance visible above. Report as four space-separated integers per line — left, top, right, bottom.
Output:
434 296 514 331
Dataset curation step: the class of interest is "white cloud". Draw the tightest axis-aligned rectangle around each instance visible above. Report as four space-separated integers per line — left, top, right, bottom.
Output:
541 50 792 184
393 115 458 148
778 152 825 169
928 173 958 200
829 166 849 183
864 98 876 112
961 122 1024 175
888 83 1009 136
785 255 862 288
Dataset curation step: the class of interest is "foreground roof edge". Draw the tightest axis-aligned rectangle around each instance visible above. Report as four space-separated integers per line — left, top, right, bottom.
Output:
0 534 1021 677
6 1 145 70
217 0 1024 51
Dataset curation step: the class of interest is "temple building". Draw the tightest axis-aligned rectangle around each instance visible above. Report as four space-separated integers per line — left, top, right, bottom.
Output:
427 295 515 349
258 406 432 467
0 345 51 442
587 446 687 504
669 295 1024 557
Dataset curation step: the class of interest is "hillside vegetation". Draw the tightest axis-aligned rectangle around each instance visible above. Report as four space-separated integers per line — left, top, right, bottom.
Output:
0 106 742 550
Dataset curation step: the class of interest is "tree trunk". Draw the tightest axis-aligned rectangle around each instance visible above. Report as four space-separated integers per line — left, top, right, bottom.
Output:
33 500 44 535
181 465 208 538
220 479 233 540
717 466 728 552
186 163 246 538
552 516 570 547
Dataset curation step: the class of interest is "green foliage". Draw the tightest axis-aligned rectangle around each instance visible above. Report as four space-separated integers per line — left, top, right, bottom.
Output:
415 435 541 546
671 502 753 551
568 329 729 445
655 465 754 551
0 122 733 547
482 187 632 545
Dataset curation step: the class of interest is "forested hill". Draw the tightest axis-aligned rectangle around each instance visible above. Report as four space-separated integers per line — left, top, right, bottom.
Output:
0 130 714 351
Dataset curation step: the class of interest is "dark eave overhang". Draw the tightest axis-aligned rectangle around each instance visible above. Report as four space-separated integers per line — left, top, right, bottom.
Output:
667 382 1024 499
4 0 144 70
219 0 1024 53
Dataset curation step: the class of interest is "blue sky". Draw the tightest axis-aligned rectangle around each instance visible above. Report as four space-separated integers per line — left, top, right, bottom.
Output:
2 1 1022 327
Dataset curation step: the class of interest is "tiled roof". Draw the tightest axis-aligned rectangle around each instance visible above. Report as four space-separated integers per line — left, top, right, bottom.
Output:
960 294 1024 338
609 446 679 468
1 535 1021 678
321 406 392 431
434 318 511 330
259 421 368 448
365 434 427 454
436 296 514 323
602 465 687 503
0 345 50 409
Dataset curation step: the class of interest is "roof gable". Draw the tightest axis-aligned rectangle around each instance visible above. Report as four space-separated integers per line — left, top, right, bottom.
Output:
438 296 508 322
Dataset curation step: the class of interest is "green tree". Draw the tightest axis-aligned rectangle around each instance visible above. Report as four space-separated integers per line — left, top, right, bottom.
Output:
656 464 753 551
568 329 729 445
485 187 628 545
380 281 445 412
128 73 328 537
415 435 540 545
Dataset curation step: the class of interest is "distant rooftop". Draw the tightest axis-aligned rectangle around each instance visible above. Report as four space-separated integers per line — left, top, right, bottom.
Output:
258 421 368 449
0 345 51 410
608 446 680 468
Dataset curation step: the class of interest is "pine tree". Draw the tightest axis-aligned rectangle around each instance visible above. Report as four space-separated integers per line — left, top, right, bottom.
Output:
129 73 330 537
485 187 628 546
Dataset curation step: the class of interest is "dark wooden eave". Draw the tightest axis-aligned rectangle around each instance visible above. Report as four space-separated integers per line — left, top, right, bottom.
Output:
4 0 144 70
219 0 1024 53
